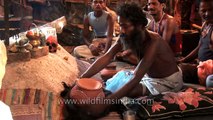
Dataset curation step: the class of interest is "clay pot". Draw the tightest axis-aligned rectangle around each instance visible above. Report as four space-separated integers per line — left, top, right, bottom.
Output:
70 78 105 106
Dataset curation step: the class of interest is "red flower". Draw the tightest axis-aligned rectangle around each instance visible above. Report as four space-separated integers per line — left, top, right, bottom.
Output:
204 91 213 94
163 88 203 111
152 102 166 113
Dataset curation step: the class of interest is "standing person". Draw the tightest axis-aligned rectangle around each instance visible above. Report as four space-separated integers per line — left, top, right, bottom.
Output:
178 0 213 86
0 41 13 120
147 0 182 56
73 0 114 59
67 3 183 117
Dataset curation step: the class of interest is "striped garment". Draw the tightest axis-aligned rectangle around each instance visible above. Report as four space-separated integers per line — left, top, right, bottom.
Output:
0 88 64 120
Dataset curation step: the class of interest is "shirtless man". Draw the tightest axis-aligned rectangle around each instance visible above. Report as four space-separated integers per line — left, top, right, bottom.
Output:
73 0 114 59
73 3 183 116
147 0 182 55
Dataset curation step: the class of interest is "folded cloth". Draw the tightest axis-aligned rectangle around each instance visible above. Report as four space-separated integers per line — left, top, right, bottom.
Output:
141 67 183 95
105 70 133 93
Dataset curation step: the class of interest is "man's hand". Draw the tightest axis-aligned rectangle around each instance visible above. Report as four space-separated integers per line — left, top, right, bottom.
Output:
89 44 100 56
116 49 132 58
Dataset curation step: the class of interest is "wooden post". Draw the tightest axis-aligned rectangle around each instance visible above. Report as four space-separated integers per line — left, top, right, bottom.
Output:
4 0 10 46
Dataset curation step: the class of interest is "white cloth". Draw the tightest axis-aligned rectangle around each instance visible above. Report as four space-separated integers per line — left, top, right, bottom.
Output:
0 41 7 88
0 101 13 120
140 67 183 95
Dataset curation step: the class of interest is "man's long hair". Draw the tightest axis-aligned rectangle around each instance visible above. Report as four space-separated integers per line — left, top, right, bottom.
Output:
117 3 151 59
117 2 148 27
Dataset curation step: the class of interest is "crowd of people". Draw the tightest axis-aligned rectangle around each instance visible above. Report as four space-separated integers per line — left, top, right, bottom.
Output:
66 0 213 118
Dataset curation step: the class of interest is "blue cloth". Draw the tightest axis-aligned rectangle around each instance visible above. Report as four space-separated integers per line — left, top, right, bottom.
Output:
206 74 213 88
105 70 133 93
105 68 183 95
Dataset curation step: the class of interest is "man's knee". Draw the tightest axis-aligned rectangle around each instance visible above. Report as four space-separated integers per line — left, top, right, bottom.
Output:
73 45 92 58
127 84 149 97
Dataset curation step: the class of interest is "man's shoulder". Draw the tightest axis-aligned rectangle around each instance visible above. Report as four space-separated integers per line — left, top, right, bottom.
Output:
163 14 179 31
148 30 162 39
163 14 176 24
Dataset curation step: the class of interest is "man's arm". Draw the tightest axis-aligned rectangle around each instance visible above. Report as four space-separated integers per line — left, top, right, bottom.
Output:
162 17 177 43
104 14 114 53
178 42 200 63
83 16 91 46
81 40 122 78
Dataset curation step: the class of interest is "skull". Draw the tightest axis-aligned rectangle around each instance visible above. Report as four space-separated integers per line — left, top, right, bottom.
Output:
46 36 58 53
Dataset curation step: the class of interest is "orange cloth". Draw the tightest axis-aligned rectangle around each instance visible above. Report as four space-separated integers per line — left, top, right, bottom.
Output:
197 60 213 86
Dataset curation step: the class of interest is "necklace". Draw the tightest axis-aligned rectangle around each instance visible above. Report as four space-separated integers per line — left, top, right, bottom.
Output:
153 13 166 33
202 24 212 38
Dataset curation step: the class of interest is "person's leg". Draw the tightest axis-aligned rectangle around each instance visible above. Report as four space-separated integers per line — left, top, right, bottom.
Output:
73 45 94 59
206 74 213 88
127 84 150 98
